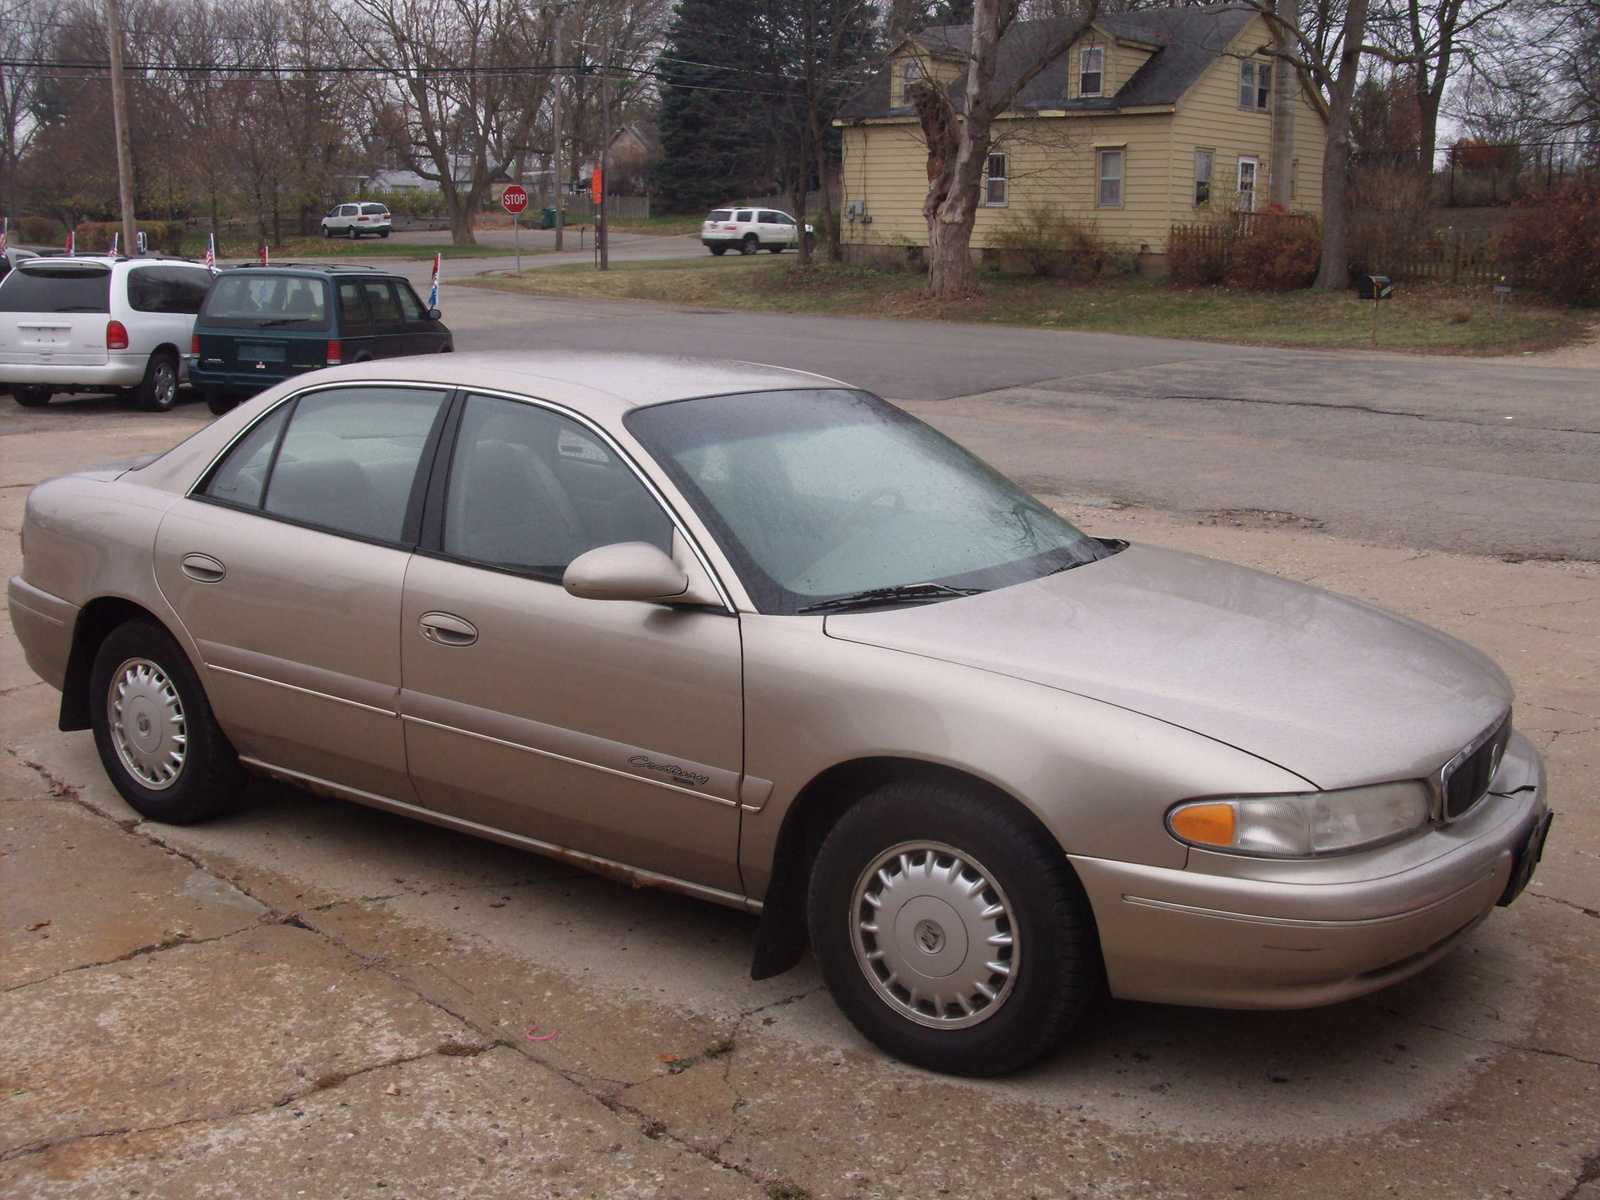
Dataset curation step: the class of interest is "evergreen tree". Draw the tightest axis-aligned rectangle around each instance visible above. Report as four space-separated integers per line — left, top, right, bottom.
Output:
653 0 773 213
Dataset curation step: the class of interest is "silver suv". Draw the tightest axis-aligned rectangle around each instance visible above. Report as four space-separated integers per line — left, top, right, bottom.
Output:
701 207 813 255
321 203 392 239
0 255 215 411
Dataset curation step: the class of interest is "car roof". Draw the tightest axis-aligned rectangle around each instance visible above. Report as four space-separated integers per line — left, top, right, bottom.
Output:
215 263 406 279
296 350 850 417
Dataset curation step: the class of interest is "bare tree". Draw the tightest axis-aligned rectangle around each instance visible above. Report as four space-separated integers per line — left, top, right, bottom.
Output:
913 1 1100 299
0 0 65 223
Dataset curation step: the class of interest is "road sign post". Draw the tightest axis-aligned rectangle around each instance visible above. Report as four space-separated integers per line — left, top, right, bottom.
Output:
502 185 529 271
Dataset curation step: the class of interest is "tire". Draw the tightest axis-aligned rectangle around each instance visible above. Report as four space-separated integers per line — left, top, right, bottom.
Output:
378 230 390 239
807 779 1100 1077
204 392 238 416
134 352 179 412
709 244 728 256
12 385 51 407
767 245 784 254
89 619 248 824
739 234 759 256
322 226 332 239
348 226 360 240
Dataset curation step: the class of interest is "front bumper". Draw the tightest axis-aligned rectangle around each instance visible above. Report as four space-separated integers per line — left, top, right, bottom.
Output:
0 358 144 389
1074 731 1549 1009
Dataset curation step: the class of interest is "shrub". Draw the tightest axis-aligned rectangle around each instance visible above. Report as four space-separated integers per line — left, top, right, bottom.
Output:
1223 212 1321 290
1492 180 1600 304
990 205 1124 279
1349 164 1434 280
71 221 184 255
16 216 63 244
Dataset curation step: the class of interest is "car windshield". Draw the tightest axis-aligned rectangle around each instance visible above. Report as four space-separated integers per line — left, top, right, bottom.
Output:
0 265 111 313
201 274 331 331
626 388 1110 614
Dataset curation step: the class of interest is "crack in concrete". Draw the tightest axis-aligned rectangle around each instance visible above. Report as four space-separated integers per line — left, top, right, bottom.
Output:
1560 1146 1600 1200
1540 894 1600 920
0 922 278 995
1150 392 1600 437
1375 1005 1600 1069
738 987 825 1020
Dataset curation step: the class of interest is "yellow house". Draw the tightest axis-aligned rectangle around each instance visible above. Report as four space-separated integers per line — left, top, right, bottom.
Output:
836 5 1327 272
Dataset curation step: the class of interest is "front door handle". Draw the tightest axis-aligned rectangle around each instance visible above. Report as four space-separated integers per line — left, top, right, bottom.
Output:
418 611 478 647
180 553 226 583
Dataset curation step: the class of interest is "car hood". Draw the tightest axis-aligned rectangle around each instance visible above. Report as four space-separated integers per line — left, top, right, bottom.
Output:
822 544 1512 790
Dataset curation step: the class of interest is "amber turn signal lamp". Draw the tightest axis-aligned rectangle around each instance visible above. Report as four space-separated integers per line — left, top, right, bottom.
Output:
1169 802 1236 847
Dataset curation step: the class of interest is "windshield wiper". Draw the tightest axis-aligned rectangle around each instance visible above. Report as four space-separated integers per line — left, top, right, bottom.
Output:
798 582 986 615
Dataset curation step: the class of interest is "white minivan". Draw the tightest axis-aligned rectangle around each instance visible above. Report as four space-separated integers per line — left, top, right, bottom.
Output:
0 256 215 411
321 203 393 239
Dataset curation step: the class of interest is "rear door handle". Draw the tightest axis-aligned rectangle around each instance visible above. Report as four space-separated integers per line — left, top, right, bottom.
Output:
418 611 478 647
180 553 226 583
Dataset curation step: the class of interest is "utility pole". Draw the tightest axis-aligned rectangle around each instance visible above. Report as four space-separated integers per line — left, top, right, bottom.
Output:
598 31 610 271
1268 0 1298 210
104 0 139 255
551 6 565 251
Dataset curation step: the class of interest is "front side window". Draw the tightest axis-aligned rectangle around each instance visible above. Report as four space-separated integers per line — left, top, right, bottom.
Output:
442 395 672 580
1194 149 1213 206
625 389 1108 614
201 274 330 331
360 280 402 325
1240 60 1271 110
985 153 1008 205
1079 45 1104 97
1097 148 1124 207
201 387 447 544
396 283 426 320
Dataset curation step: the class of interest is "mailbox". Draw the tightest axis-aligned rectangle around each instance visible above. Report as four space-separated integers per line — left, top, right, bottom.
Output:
1358 275 1393 300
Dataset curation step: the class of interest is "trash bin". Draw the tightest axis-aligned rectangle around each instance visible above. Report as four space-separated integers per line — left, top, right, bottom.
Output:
541 207 557 230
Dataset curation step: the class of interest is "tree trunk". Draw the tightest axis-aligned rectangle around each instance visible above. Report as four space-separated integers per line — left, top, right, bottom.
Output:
791 176 811 266
1313 0 1369 291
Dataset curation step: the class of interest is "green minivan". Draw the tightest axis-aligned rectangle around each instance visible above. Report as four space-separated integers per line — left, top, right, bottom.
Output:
190 263 452 414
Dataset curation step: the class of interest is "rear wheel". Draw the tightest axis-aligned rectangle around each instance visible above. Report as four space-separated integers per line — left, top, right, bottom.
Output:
12 385 51 407
204 392 238 416
378 230 390 239
348 226 359 240
89 620 248 824
135 352 179 412
739 234 759 256
807 779 1100 1076
767 245 784 253
708 244 728 256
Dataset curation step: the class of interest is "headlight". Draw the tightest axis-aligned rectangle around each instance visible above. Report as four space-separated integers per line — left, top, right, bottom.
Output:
1167 781 1431 857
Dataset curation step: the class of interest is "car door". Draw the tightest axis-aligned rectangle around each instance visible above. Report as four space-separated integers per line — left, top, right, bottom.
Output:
393 281 448 355
335 279 376 360
357 279 406 360
399 392 745 893
125 265 213 373
153 384 451 800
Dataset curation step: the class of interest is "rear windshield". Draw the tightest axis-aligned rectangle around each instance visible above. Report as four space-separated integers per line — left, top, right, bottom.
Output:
0 265 111 313
200 273 331 332
707 210 732 221
360 204 389 216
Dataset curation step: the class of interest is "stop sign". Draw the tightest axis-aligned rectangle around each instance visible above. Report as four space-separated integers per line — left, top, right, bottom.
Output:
501 185 529 214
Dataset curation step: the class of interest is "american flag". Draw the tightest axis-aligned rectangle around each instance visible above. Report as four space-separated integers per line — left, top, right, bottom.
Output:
109 232 119 257
429 253 441 310
64 230 74 255
205 234 216 272
259 245 268 266
0 218 8 254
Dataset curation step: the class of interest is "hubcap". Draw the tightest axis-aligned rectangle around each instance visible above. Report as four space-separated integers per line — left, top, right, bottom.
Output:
107 657 187 790
851 841 1018 1029
155 362 176 406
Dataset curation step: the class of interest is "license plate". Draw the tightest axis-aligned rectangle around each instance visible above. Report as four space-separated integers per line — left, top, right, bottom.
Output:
237 343 285 362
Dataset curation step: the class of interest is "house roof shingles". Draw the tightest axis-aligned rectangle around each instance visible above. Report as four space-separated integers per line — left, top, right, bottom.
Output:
839 5 1256 121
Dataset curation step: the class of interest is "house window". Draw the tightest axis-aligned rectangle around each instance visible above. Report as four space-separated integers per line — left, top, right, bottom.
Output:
985 153 1008 205
1097 148 1123 207
1237 156 1258 211
899 57 922 104
1239 60 1271 110
1194 149 1213 206
1079 45 1104 97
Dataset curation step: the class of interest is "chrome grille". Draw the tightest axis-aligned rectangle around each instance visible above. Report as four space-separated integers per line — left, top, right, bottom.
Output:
1439 712 1512 821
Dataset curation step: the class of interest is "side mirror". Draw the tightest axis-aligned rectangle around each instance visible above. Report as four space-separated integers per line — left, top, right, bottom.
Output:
425 307 442 321
563 542 688 603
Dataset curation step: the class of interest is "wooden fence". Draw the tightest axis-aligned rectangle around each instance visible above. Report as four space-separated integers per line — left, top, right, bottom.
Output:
1166 214 1503 284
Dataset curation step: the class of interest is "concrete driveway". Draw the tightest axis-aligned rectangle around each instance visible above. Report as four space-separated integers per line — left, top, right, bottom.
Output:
2 290 1597 1199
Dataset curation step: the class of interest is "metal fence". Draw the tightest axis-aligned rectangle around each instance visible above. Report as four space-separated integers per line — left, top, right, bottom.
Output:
1350 140 1596 206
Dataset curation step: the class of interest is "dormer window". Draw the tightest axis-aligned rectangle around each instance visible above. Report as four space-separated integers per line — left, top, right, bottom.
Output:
1079 45 1104 97
1239 60 1272 110
896 56 923 106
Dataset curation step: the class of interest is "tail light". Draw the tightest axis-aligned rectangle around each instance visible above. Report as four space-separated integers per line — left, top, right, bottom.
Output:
191 333 200 356
106 320 129 350
326 339 341 365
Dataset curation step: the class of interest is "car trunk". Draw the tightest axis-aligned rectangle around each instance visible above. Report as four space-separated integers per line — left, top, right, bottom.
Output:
0 264 113 366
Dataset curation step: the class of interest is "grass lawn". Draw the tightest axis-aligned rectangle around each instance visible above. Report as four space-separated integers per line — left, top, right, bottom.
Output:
180 235 529 261
460 255 1592 355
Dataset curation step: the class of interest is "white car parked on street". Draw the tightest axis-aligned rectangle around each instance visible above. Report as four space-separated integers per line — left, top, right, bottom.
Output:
321 203 392 239
0 256 215 412
701 207 814 255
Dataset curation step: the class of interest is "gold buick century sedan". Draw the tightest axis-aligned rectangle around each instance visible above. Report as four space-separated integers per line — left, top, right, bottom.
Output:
8 352 1551 1076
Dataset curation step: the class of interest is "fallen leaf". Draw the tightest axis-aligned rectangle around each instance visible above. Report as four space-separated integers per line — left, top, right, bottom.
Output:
25 920 50 932
657 1053 680 1063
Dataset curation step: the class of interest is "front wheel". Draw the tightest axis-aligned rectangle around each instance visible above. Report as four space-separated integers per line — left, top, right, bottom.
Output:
807 779 1100 1076
739 234 759 256
89 620 248 824
12 385 51 407
322 226 332 239
135 352 179 412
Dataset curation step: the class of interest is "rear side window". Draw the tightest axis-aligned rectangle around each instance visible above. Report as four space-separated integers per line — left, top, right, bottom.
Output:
201 386 448 544
201 274 330 331
734 210 754 221
337 280 370 329
708 210 732 221
0 266 111 313
127 266 214 314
